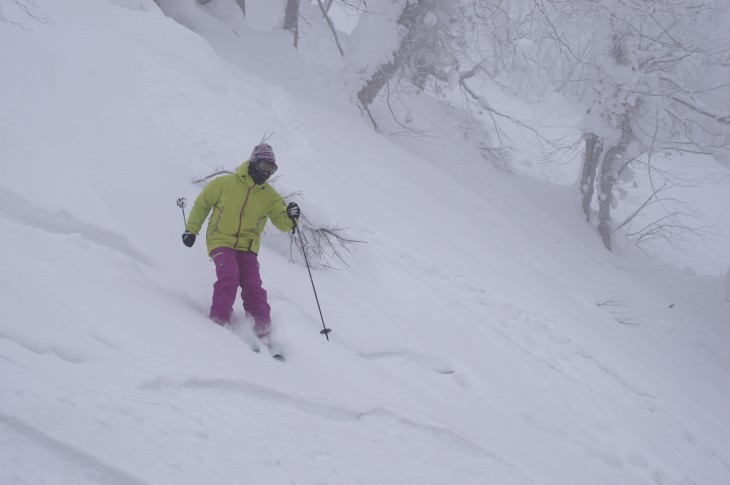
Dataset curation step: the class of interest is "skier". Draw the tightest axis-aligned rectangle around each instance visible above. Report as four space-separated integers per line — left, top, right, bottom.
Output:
181 143 300 343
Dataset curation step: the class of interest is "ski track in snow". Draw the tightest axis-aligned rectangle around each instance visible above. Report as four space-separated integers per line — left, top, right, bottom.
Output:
375 233 730 482
355 350 456 375
0 330 89 365
138 375 367 422
136 374 531 481
0 412 149 485
382 233 658 401
0 188 152 265
139 374 477 444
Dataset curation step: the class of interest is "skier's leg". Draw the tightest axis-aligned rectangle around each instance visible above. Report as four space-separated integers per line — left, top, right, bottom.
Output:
209 247 240 325
237 251 272 338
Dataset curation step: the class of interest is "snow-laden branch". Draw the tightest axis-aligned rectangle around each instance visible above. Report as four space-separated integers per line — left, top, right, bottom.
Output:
668 92 730 126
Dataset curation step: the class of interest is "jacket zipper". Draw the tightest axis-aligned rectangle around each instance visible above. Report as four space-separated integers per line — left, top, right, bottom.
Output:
233 186 253 249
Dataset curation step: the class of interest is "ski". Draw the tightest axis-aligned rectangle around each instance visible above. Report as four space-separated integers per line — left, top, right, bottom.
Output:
249 337 285 361
267 341 286 361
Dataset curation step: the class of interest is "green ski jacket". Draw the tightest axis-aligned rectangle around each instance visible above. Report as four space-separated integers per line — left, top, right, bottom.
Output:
186 161 294 255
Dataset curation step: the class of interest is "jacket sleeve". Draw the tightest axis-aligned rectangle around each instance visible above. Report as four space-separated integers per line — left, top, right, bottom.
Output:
268 191 295 233
186 179 222 235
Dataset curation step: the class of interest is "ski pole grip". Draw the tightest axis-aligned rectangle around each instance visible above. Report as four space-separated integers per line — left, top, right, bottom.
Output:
176 197 188 228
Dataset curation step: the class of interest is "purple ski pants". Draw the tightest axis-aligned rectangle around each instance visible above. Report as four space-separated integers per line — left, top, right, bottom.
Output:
209 246 271 337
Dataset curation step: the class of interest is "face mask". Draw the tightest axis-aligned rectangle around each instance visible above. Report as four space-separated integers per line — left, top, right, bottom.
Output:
249 159 277 184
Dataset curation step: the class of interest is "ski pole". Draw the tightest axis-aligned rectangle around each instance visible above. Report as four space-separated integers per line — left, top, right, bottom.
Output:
176 197 188 227
293 221 333 341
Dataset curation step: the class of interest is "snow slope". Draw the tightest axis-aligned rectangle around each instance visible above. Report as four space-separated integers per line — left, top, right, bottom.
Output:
1 1 729 484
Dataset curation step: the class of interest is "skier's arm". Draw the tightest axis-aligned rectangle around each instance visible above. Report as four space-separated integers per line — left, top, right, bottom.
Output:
268 193 295 233
186 180 222 234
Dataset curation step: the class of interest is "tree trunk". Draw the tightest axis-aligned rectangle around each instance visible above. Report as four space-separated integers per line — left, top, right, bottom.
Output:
198 0 244 18
596 145 620 251
356 1 432 109
595 111 633 251
580 133 603 222
284 0 300 48
593 31 635 251
357 60 402 108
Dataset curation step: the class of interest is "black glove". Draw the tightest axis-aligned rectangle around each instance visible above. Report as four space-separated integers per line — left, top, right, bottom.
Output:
286 202 300 221
182 231 196 247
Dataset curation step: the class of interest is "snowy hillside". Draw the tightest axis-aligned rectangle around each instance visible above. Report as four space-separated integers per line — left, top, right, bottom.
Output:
1 1 729 484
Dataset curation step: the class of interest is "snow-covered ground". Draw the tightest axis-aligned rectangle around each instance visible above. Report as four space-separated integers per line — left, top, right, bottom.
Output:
1 1 729 484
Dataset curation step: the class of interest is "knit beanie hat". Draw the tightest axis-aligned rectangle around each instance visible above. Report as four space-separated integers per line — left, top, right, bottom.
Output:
251 143 275 163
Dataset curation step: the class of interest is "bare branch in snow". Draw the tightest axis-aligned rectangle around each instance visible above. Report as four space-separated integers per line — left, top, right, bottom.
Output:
316 0 344 57
0 0 49 27
289 216 366 269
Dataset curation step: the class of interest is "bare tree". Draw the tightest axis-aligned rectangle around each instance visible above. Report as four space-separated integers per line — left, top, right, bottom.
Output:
284 0 300 48
522 0 730 250
343 0 730 252
355 1 463 113
315 0 344 57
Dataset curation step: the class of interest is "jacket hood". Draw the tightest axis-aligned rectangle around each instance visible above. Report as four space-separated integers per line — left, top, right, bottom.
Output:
235 161 251 181
237 160 275 187
235 161 260 187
